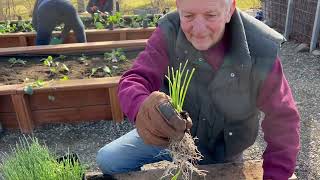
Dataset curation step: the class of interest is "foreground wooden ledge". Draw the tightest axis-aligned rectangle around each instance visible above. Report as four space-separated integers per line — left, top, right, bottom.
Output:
0 77 123 133
0 39 148 56
86 160 297 180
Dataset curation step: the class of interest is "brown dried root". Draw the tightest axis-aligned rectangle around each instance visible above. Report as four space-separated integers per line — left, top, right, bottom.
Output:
160 133 207 180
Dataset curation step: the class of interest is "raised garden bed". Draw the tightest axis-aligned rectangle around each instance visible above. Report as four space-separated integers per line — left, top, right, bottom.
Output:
0 48 140 133
0 28 154 48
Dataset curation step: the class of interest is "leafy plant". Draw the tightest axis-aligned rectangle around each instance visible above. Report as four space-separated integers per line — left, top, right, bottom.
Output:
0 136 85 180
149 15 161 27
90 66 112 78
23 79 45 95
16 21 34 32
0 21 17 33
8 58 27 67
104 48 127 62
107 12 122 25
42 56 70 75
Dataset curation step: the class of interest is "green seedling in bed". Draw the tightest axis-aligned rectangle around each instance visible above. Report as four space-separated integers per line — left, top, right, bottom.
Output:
79 54 89 65
107 12 122 29
23 79 45 95
42 56 70 75
90 66 112 78
0 21 17 33
16 21 34 32
104 48 127 62
0 136 85 180
8 58 27 67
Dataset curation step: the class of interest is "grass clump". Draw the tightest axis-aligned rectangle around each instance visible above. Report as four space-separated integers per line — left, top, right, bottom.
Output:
0 136 84 180
162 61 207 180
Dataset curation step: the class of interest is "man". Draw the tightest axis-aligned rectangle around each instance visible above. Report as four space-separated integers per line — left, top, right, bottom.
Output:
86 0 119 15
32 0 87 45
96 0 300 179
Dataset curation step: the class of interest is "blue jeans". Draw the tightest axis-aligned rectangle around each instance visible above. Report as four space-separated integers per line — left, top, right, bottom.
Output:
96 129 172 174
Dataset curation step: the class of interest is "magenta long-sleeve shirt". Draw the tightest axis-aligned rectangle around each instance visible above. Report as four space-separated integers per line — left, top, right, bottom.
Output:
118 27 300 179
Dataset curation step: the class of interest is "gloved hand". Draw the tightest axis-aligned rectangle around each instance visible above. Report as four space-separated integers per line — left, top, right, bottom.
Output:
91 6 98 12
135 91 192 147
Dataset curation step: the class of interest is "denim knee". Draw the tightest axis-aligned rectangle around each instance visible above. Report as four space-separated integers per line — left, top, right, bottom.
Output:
96 146 115 174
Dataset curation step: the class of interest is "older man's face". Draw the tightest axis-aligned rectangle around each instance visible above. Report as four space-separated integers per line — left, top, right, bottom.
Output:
177 0 235 50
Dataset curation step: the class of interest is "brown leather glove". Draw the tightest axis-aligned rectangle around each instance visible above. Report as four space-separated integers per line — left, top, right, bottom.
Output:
135 91 192 147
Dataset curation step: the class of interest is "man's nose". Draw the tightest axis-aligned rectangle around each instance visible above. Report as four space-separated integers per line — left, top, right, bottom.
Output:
192 16 207 34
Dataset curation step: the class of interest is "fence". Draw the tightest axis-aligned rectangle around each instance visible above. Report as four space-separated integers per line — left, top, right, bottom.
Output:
263 0 320 49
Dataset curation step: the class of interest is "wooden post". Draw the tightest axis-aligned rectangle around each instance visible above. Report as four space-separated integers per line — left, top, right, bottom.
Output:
284 0 294 39
310 0 320 52
11 94 34 133
119 32 127 40
19 36 27 46
108 86 124 123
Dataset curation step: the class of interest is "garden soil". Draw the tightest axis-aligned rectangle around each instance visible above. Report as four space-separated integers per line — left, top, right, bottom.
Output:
0 51 138 86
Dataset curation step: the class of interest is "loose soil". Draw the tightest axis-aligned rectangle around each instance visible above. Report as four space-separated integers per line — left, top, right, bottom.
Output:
0 51 138 86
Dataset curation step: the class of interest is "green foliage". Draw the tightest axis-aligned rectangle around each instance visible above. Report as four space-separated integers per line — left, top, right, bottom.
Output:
104 48 127 62
107 12 122 25
16 20 34 32
42 56 70 75
23 79 45 95
0 21 17 33
90 66 112 77
8 58 27 67
165 60 195 113
0 136 84 180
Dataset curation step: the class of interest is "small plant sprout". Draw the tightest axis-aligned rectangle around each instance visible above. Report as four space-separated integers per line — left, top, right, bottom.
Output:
23 79 46 95
42 56 70 75
90 66 112 78
161 60 207 180
104 48 127 62
8 58 27 67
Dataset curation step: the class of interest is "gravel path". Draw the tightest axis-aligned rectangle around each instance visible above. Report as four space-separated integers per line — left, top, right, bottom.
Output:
0 41 319 179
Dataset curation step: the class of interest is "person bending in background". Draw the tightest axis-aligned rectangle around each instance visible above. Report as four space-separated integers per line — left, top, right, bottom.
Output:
32 0 87 45
86 0 120 16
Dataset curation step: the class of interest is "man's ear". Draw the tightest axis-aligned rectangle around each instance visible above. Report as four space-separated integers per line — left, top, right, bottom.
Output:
226 0 236 23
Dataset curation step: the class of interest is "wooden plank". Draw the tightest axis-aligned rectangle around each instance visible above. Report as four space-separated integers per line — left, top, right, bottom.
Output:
0 28 155 38
120 31 127 40
108 86 124 122
0 112 19 129
310 0 320 52
0 39 147 55
0 28 155 47
86 160 297 180
29 88 110 110
16 77 121 94
19 36 27 46
0 84 20 95
284 0 294 39
0 95 15 112
126 30 154 40
11 94 34 133
32 105 112 125
0 37 21 48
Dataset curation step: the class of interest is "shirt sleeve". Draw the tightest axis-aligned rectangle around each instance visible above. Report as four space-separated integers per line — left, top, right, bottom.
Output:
257 57 300 180
118 27 169 123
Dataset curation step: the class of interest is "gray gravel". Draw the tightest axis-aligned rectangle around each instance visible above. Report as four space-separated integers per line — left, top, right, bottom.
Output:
0 41 319 179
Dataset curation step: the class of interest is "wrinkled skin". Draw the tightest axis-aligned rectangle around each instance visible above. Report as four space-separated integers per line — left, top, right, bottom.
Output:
176 0 236 50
